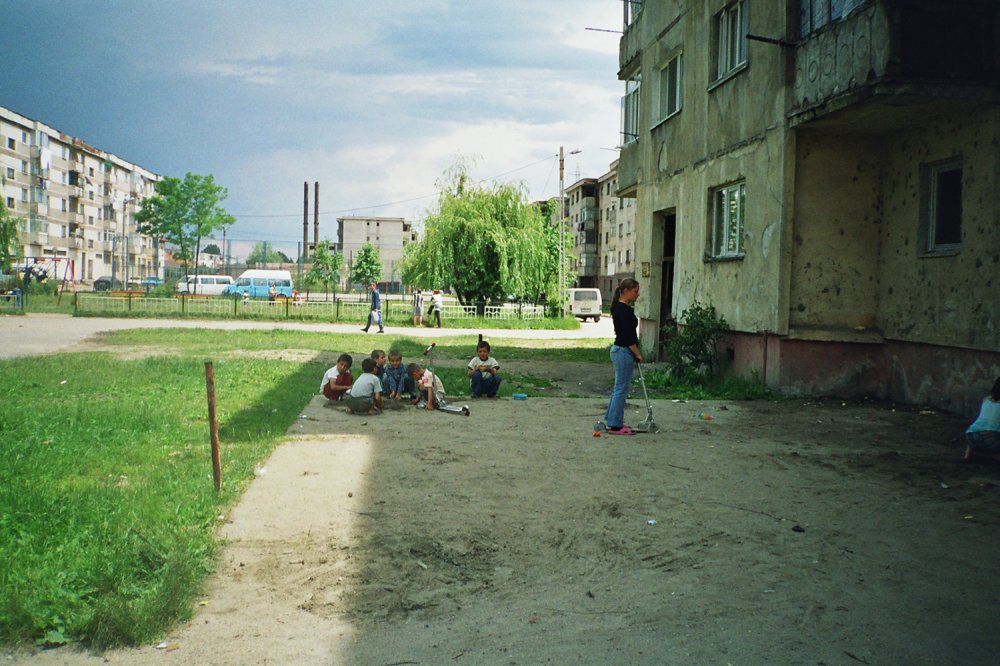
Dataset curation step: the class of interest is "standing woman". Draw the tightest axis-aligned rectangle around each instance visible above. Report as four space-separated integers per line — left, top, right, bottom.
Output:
604 278 643 435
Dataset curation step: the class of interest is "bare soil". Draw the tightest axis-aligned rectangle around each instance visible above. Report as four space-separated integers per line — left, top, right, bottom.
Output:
12 376 1000 665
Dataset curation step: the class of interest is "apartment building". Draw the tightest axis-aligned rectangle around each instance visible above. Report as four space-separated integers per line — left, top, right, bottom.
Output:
598 161 637 304
336 215 418 292
0 105 161 285
566 177 599 289
616 0 1000 412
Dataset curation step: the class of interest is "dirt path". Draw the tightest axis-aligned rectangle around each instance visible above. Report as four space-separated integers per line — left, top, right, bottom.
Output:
12 387 1000 664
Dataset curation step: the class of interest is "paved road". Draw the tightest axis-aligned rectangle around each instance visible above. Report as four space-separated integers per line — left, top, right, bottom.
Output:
0 313 614 359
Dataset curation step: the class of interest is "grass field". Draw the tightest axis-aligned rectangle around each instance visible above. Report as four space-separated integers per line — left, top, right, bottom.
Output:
0 328 609 648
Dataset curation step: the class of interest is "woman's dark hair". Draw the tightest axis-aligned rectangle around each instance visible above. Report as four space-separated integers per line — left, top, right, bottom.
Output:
611 278 640 308
991 377 1000 401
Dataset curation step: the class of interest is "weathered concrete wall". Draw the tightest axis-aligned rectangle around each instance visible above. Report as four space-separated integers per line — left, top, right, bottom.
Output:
630 0 793 348
877 109 1000 352
790 130 884 332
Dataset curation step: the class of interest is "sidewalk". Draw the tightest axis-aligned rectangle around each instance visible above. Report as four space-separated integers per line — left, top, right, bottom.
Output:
0 313 614 360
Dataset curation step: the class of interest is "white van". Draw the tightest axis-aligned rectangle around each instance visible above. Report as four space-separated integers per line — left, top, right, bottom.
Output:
176 274 234 296
568 288 603 322
224 269 294 299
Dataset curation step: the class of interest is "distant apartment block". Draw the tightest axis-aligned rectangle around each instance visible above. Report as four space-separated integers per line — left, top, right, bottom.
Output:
565 161 636 302
0 105 161 284
336 215 417 292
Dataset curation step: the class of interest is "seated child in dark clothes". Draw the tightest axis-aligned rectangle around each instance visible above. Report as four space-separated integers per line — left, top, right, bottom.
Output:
383 349 415 401
321 353 353 401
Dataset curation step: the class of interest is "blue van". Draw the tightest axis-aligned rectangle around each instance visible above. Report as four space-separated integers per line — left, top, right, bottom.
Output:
224 270 294 299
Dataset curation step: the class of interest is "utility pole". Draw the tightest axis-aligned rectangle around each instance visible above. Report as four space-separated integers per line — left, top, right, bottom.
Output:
559 146 565 310
313 182 319 253
302 181 309 260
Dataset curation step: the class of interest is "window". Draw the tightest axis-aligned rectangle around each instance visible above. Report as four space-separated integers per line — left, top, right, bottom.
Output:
800 0 867 36
6 197 13 208
710 181 746 258
21 189 28 202
21 160 27 173
715 1 748 80
621 74 641 144
5 167 14 179
6 137 14 149
658 53 683 121
625 0 642 27
923 159 962 253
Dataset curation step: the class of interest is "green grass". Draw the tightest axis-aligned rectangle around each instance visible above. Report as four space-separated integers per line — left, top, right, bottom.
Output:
96 329 611 363
0 327 761 649
0 353 323 648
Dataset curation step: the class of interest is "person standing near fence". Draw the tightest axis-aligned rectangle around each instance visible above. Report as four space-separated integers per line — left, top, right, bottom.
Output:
412 288 424 326
431 289 443 328
361 282 385 333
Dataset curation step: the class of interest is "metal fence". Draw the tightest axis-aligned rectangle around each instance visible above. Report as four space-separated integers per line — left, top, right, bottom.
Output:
74 293 545 321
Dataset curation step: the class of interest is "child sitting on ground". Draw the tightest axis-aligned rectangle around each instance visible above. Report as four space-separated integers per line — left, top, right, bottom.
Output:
383 349 415 401
408 361 446 411
964 376 1000 463
467 340 502 398
370 349 387 385
320 353 353 401
344 357 384 415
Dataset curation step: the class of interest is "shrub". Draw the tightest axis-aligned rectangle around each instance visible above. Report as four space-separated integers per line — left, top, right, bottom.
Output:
664 302 730 382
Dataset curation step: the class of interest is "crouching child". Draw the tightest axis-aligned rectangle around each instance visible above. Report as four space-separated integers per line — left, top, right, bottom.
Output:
345 358 384 415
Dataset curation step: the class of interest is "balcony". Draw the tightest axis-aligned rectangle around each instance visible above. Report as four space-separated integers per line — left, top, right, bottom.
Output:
790 0 1000 127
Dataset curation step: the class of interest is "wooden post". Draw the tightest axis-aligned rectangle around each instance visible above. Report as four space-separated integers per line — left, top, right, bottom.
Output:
205 361 222 491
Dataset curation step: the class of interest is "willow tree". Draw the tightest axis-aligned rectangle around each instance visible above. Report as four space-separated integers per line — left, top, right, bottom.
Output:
402 164 553 305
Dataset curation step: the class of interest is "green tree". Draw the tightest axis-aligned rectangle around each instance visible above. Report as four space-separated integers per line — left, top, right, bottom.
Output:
0 196 23 275
401 162 554 305
135 173 234 277
245 243 290 266
202 243 222 256
349 242 383 289
305 240 343 300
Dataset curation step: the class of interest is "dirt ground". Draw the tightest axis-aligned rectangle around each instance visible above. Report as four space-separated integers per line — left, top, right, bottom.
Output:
11 360 1000 665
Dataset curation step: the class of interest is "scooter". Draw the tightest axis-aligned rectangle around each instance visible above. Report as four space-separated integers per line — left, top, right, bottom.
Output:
594 361 659 433
417 342 470 416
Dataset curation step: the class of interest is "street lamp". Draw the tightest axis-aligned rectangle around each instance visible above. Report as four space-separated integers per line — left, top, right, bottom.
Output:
558 146 581 312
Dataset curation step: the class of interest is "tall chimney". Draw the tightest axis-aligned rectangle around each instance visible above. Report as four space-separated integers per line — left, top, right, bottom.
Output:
314 182 320 252
302 182 309 260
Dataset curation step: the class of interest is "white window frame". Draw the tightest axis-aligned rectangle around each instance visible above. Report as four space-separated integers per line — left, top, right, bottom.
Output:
710 181 746 258
657 53 683 123
923 158 962 254
621 74 641 145
715 0 748 81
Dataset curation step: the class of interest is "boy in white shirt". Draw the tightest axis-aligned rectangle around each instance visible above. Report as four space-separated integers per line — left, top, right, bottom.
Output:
408 362 446 410
320 354 353 401
467 340 501 398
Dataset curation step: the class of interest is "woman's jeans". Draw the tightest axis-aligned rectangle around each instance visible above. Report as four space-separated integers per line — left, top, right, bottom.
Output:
605 345 635 428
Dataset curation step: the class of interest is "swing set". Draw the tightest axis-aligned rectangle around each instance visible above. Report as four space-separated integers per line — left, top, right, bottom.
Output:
19 256 78 305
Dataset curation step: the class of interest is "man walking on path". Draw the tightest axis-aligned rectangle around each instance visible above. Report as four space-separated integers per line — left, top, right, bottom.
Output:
361 282 385 333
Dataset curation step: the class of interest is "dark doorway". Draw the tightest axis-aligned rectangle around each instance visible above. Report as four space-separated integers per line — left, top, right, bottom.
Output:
656 211 676 360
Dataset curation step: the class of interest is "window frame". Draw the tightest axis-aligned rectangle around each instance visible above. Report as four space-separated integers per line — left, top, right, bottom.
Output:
709 181 746 260
656 52 683 124
714 0 748 82
922 158 963 255
621 73 641 145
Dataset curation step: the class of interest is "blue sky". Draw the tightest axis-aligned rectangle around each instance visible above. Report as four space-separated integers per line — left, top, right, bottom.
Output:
2 0 624 256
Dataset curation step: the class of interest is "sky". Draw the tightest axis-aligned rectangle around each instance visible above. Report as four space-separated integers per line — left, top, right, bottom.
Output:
2 0 625 258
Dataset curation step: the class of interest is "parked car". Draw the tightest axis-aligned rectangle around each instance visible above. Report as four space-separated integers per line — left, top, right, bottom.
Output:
568 288 603 322
176 274 235 296
141 276 163 287
93 276 122 292
223 270 294 299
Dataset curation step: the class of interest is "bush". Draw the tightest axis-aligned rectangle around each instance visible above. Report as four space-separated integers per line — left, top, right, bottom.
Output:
664 302 730 382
